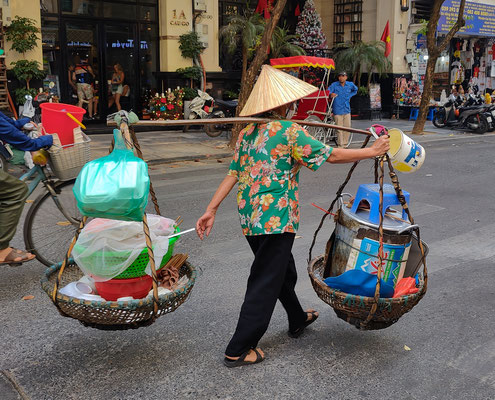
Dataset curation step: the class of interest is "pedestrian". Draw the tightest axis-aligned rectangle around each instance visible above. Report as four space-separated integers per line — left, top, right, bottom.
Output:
328 71 358 147
196 65 389 367
74 55 95 119
0 112 53 265
108 63 125 111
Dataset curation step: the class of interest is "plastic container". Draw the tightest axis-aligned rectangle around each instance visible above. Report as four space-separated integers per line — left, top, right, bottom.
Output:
330 199 415 289
40 103 86 146
387 128 426 173
94 275 153 301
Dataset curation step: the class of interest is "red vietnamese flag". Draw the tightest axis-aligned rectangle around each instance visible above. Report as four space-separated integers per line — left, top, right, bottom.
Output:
381 20 391 57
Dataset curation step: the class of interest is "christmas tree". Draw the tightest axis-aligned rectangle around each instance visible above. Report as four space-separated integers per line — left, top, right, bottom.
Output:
295 0 328 51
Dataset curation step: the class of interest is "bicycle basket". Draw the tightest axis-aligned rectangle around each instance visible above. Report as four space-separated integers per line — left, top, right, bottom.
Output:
48 133 91 181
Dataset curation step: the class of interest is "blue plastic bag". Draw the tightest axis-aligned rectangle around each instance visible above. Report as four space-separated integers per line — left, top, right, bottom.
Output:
73 129 150 221
323 270 395 298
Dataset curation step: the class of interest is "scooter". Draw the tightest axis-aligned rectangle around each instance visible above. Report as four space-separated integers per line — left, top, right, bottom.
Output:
204 98 238 138
433 94 490 134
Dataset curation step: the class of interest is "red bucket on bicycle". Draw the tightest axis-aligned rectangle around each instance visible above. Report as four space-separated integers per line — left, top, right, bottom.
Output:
40 103 86 146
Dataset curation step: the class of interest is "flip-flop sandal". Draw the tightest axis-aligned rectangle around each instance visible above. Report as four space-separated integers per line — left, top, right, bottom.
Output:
288 310 319 338
0 248 36 266
224 348 265 368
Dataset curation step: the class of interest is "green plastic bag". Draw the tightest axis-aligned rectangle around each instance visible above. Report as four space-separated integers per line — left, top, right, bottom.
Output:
73 129 150 221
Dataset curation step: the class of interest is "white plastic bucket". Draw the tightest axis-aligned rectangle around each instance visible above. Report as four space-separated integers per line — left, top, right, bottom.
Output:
387 128 426 173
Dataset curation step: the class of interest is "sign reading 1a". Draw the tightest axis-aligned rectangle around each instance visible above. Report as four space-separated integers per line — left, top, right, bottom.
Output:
170 9 190 26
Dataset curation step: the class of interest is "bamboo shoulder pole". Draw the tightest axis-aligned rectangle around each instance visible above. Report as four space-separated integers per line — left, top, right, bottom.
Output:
109 117 372 136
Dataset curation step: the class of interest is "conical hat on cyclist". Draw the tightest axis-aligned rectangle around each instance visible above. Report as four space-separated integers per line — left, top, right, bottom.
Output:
239 65 317 117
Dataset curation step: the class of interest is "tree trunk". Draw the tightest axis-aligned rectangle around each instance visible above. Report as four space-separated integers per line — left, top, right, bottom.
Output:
412 0 466 134
229 0 288 148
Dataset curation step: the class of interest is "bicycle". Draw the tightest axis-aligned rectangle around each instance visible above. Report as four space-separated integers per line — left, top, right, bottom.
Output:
20 162 82 267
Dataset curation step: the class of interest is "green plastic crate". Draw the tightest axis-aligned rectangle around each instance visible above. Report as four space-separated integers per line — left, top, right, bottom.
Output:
73 229 179 279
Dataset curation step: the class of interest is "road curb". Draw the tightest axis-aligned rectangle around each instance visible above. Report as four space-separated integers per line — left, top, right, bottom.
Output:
146 151 232 165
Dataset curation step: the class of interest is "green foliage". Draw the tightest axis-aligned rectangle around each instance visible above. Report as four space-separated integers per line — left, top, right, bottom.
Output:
5 16 40 55
182 87 199 101
269 25 305 59
178 31 205 60
176 66 203 82
414 19 428 36
219 9 265 57
223 89 239 100
334 41 391 87
14 88 37 105
10 60 45 86
357 86 369 96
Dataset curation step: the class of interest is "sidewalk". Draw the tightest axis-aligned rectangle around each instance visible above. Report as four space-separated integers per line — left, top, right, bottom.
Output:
89 129 232 164
88 120 487 165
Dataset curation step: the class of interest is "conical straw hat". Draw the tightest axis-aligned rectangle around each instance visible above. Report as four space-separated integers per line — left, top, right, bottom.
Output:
239 65 318 116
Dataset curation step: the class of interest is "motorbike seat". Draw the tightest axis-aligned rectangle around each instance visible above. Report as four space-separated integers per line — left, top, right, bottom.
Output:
215 99 238 108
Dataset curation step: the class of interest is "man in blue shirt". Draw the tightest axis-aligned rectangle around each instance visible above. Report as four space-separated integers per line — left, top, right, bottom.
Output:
0 111 53 265
328 72 358 147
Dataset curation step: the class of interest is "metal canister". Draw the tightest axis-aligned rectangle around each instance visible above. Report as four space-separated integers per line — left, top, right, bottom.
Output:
328 197 416 288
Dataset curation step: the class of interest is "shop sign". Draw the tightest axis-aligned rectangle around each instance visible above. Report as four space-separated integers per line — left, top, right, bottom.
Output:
170 9 190 26
109 39 149 50
67 41 92 47
438 0 495 37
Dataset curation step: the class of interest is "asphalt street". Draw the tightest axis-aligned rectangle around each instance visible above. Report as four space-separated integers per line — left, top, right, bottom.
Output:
1 131 494 399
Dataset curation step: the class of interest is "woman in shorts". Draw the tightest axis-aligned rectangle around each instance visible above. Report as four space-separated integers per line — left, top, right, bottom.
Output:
108 63 125 111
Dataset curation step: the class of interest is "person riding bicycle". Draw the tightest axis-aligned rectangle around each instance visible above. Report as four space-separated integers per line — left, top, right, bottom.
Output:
0 111 53 266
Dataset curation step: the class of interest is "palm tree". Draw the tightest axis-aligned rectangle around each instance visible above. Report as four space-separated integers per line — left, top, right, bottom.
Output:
269 25 305 59
334 41 391 88
219 10 265 85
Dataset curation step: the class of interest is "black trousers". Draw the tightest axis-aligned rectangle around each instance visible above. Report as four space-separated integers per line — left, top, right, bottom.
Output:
225 233 307 357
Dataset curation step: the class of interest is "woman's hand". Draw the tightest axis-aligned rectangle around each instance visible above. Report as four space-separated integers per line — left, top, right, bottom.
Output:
370 135 390 156
196 210 216 240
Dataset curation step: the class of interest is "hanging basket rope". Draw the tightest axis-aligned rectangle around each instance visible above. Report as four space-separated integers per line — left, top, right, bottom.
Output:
307 139 427 330
41 117 196 330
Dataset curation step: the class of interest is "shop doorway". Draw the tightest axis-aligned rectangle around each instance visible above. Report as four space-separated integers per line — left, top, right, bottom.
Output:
61 20 141 121
104 24 138 116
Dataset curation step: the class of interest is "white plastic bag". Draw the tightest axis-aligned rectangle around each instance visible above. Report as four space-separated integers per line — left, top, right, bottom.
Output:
72 215 175 281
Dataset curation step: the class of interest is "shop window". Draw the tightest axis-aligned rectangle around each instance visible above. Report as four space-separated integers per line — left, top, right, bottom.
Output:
61 0 101 17
41 0 58 14
102 2 137 19
139 6 156 22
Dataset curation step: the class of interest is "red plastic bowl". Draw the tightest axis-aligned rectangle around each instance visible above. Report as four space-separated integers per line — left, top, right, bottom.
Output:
94 275 153 301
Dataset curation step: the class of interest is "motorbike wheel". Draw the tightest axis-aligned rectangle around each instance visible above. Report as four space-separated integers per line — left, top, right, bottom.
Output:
433 113 447 128
475 115 489 134
204 123 224 137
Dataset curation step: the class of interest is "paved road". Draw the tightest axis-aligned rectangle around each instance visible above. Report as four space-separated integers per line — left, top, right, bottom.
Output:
1 133 494 399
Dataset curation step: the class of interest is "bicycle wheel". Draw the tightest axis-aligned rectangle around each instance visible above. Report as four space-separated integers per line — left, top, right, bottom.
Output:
23 179 82 266
303 115 326 142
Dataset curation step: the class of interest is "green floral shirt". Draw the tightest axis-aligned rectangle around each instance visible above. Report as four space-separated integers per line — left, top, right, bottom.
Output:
228 120 332 236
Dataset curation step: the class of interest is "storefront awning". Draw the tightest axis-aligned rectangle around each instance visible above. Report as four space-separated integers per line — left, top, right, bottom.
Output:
270 56 335 69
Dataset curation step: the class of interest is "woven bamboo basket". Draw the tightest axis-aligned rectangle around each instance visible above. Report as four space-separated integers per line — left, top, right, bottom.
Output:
41 260 196 330
41 117 197 330
308 255 426 330
307 136 427 330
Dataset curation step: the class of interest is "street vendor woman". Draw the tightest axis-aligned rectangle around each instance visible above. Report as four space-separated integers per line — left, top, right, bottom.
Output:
196 65 390 368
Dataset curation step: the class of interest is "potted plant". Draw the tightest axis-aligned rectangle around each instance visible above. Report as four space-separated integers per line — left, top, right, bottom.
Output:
350 86 371 119
5 16 45 106
178 32 206 91
182 87 198 119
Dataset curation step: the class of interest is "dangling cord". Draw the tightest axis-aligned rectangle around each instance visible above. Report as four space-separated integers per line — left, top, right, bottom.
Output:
386 157 428 290
143 214 159 319
308 135 371 262
129 126 162 216
374 158 379 184
52 216 88 304
360 156 385 329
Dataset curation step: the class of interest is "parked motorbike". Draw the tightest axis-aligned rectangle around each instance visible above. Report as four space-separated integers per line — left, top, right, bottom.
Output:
433 94 490 134
483 103 495 132
204 98 238 138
